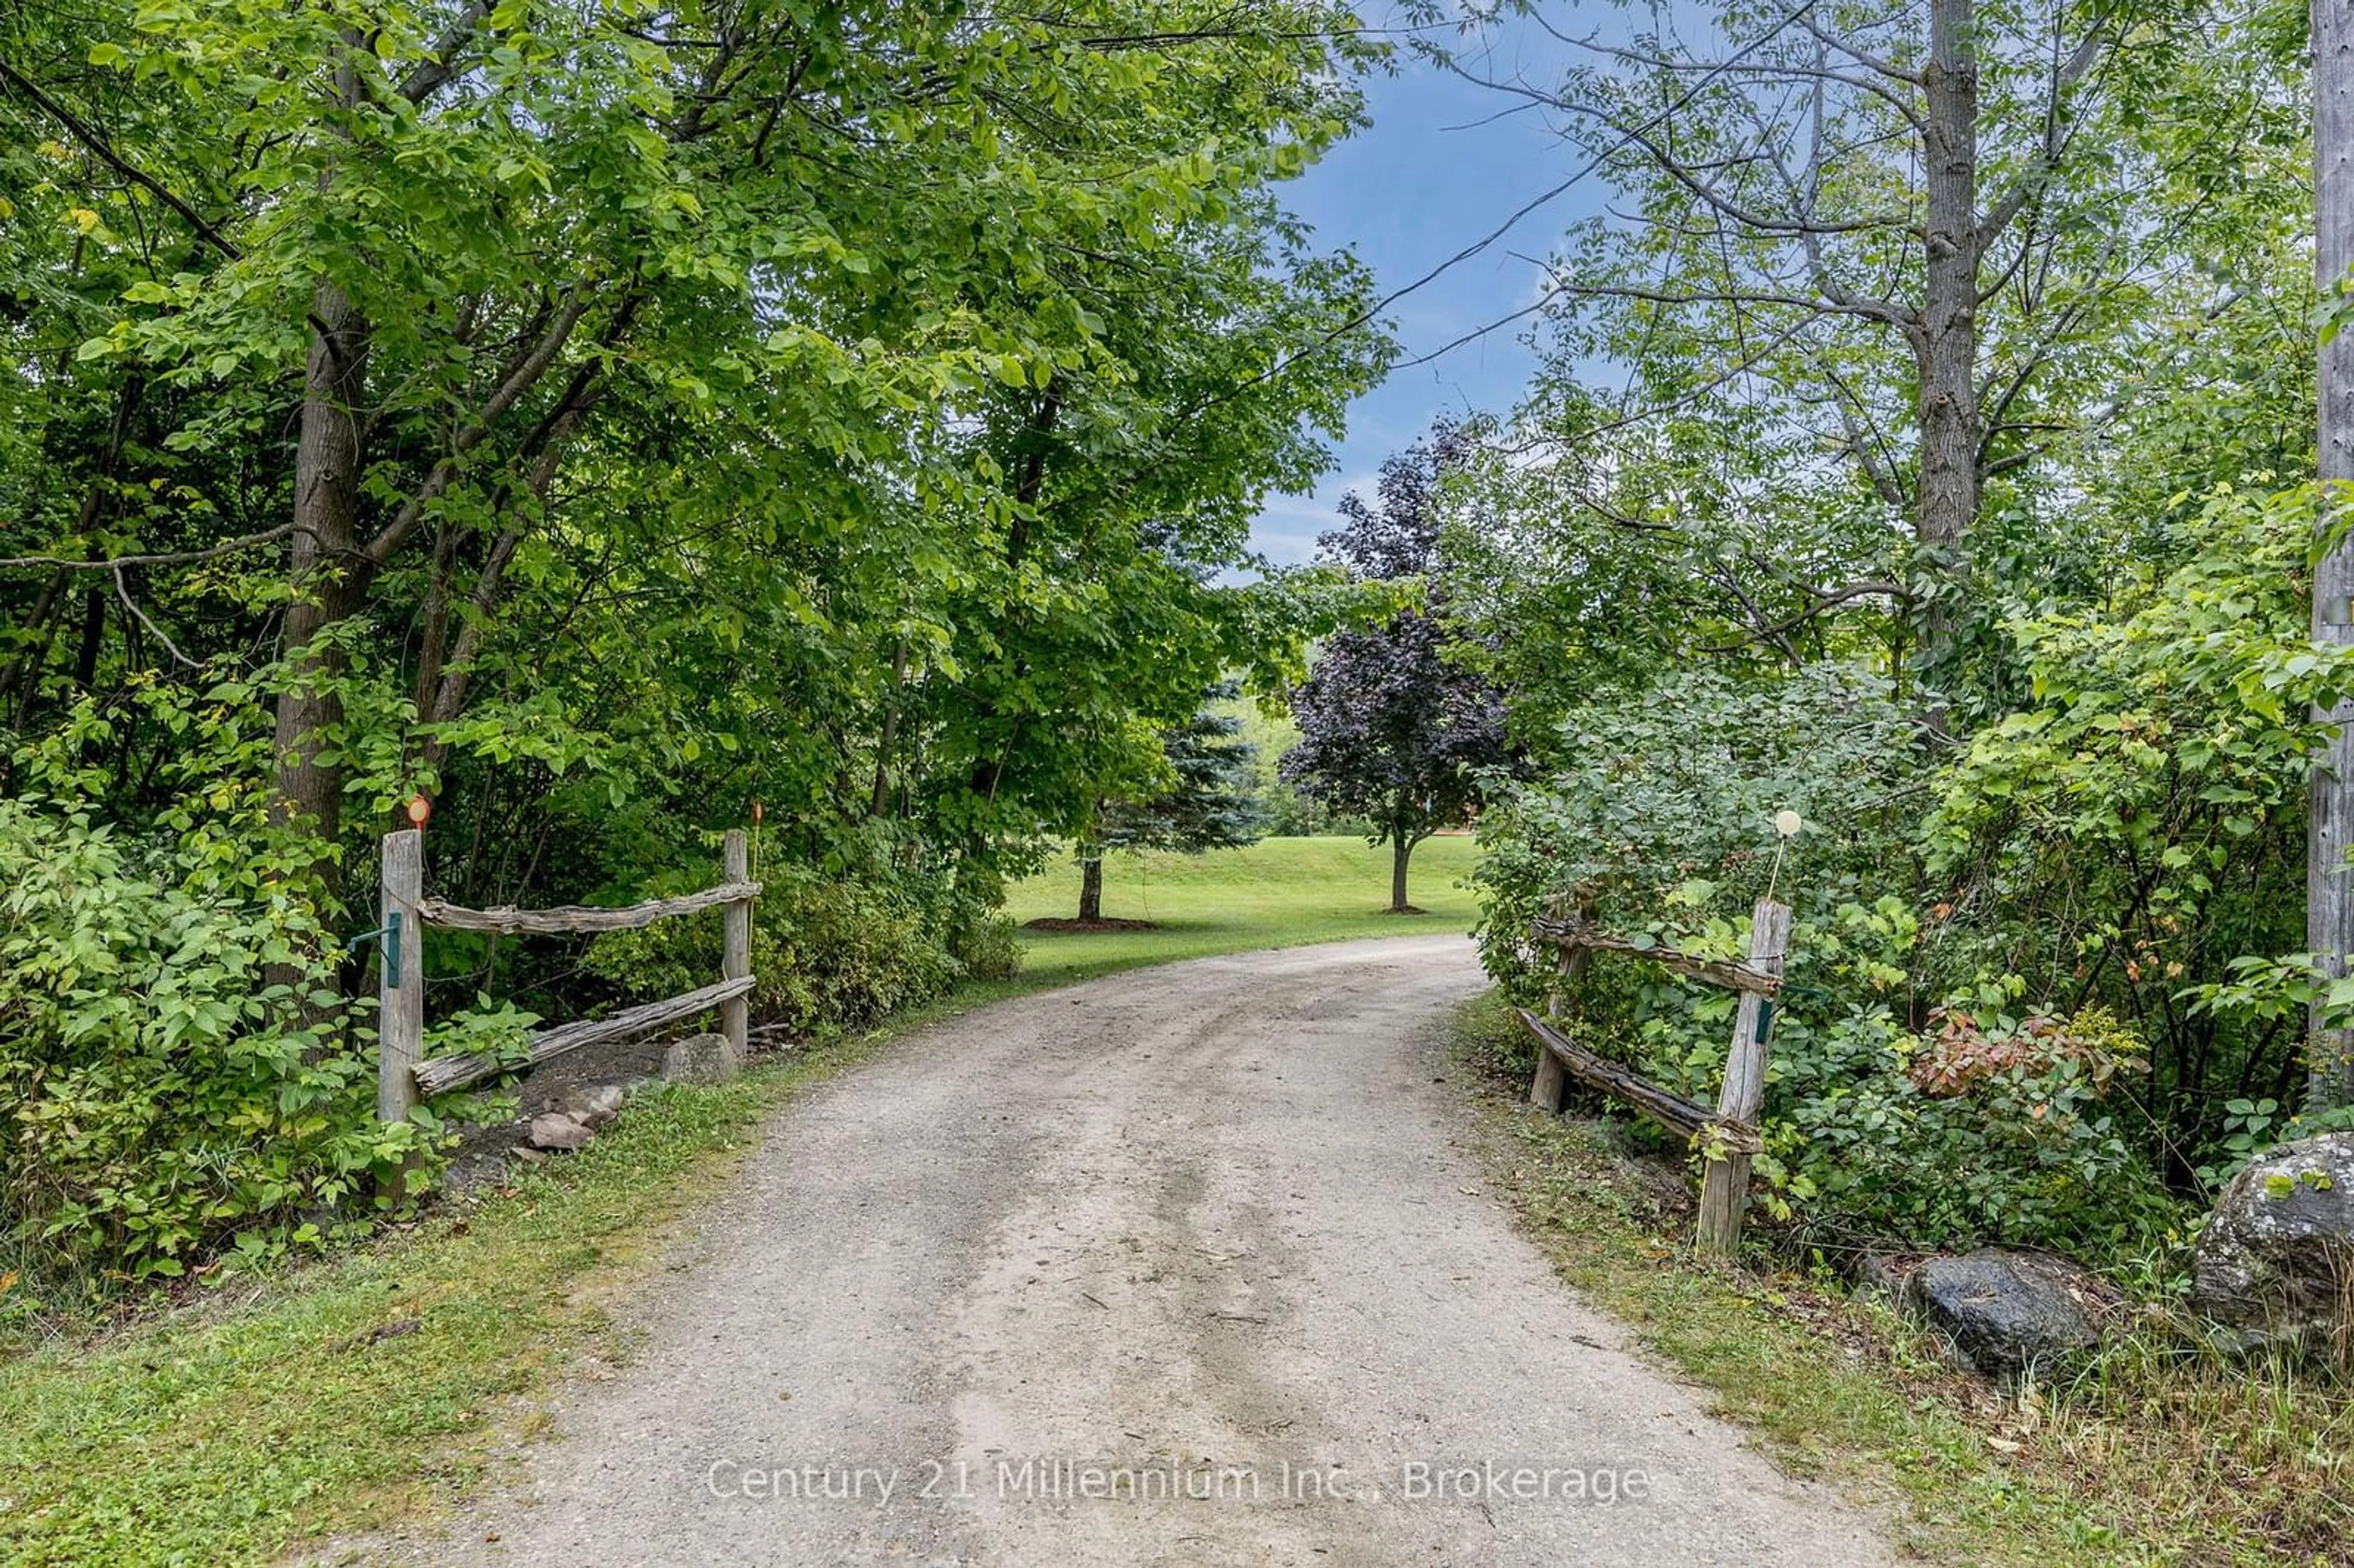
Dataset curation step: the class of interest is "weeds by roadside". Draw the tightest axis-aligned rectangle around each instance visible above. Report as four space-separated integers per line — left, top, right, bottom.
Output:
0 1026 903 1566
1450 988 2353 1567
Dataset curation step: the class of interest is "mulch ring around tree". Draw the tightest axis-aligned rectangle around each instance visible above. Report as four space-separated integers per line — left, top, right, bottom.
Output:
1023 916 1161 933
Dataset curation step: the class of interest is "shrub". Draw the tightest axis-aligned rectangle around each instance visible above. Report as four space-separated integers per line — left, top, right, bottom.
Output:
1924 486 2354 1169
951 911 1024 983
1472 661 2182 1262
0 801 418 1290
1471 660 1920 998
587 858 969 1040
1765 1003 2175 1261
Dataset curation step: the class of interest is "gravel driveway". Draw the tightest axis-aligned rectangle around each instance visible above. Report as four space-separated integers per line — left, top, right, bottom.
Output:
387 934 1894 1567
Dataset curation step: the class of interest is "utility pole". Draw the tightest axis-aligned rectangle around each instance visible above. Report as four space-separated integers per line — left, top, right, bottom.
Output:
2310 0 2354 1109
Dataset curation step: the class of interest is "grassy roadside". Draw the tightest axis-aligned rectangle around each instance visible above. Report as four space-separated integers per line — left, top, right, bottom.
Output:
1449 989 2352 1568
0 1033 877 1567
0 837 1480 1567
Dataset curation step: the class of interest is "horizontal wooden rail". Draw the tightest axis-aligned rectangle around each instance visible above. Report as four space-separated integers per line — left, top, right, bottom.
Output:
417 880 761 937
1517 1008 1717 1139
414 974 755 1096
1529 917 1782 996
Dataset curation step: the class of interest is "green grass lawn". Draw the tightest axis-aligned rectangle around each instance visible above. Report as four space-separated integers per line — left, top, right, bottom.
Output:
1000 833 1482 983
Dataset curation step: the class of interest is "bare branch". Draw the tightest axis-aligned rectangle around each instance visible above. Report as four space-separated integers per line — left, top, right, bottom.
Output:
1694 579 1913 655
0 59 241 260
1610 118 1904 241
1811 359 1911 509
1541 272 1909 330
1974 13 2114 251
112 563 197 668
396 1 490 102
0 523 295 571
361 292 593 568
1796 13 1917 85
1577 32 1925 131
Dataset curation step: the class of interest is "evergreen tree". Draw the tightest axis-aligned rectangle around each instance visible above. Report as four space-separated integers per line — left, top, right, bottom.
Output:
1076 685 1263 921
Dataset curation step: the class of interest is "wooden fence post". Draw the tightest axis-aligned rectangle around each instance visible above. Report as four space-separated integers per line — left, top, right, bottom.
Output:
722 828 750 1057
378 828 426 1195
1529 945 1580 1113
1696 898 1791 1257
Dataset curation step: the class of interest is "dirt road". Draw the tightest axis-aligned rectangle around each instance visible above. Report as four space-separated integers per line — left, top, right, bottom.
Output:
405 935 1893 1566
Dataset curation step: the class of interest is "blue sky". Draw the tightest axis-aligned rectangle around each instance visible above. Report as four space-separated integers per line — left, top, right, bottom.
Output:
1250 7 1607 565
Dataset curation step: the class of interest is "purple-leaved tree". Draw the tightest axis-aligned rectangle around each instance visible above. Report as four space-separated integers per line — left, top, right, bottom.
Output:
1281 424 1515 913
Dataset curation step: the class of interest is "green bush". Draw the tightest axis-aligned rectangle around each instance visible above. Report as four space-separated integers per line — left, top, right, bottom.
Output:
0 801 417 1291
587 859 970 1040
1764 1003 2175 1261
951 911 1024 983
1471 660 1920 999
1472 661 2182 1262
1924 486 2353 1173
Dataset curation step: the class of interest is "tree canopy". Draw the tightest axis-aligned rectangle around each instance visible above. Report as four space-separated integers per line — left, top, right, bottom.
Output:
0 0 1391 1283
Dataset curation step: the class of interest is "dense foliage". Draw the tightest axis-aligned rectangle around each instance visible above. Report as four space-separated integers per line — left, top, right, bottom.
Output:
3 0 2345 1300
1436 0 2337 1270
0 0 1388 1292
0 801 411 1283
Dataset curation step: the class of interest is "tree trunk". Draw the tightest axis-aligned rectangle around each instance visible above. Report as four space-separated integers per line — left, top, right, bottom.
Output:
70 557 105 692
870 638 908 818
61 381 143 701
0 569 65 716
272 279 371 853
2311 0 2354 1110
1390 829 1414 913
271 37 375 856
1078 856 1104 921
1915 0 1983 687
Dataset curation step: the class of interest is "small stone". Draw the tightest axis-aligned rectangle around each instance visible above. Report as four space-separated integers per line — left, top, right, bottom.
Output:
663 1031 742 1086
1851 1251 1914 1303
1900 1247 2108 1379
557 1083 628 1128
528 1112 595 1151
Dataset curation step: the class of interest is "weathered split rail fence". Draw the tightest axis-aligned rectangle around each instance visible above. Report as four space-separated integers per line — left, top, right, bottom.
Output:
1520 897 1792 1255
375 826 759 1134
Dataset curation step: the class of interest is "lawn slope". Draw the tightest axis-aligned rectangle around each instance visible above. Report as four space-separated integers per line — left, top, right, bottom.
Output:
1002 834 1480 983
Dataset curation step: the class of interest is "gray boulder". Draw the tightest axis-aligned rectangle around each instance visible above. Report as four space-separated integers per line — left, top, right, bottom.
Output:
528 1111 595 1151
2193 1132 2354 1355
663 1030 742 1086
1900 1248 2107 1377
556 1083 628 1128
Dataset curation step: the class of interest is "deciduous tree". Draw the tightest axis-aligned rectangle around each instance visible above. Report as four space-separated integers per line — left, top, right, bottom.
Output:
1282 425 1514 912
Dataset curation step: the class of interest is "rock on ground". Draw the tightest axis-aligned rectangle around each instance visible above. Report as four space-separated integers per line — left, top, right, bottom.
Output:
663 1030 741 1086
2195 1131 2354 1356
1900 1247 2106 1378
527 1112 595 1151
555 1083 627 1128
